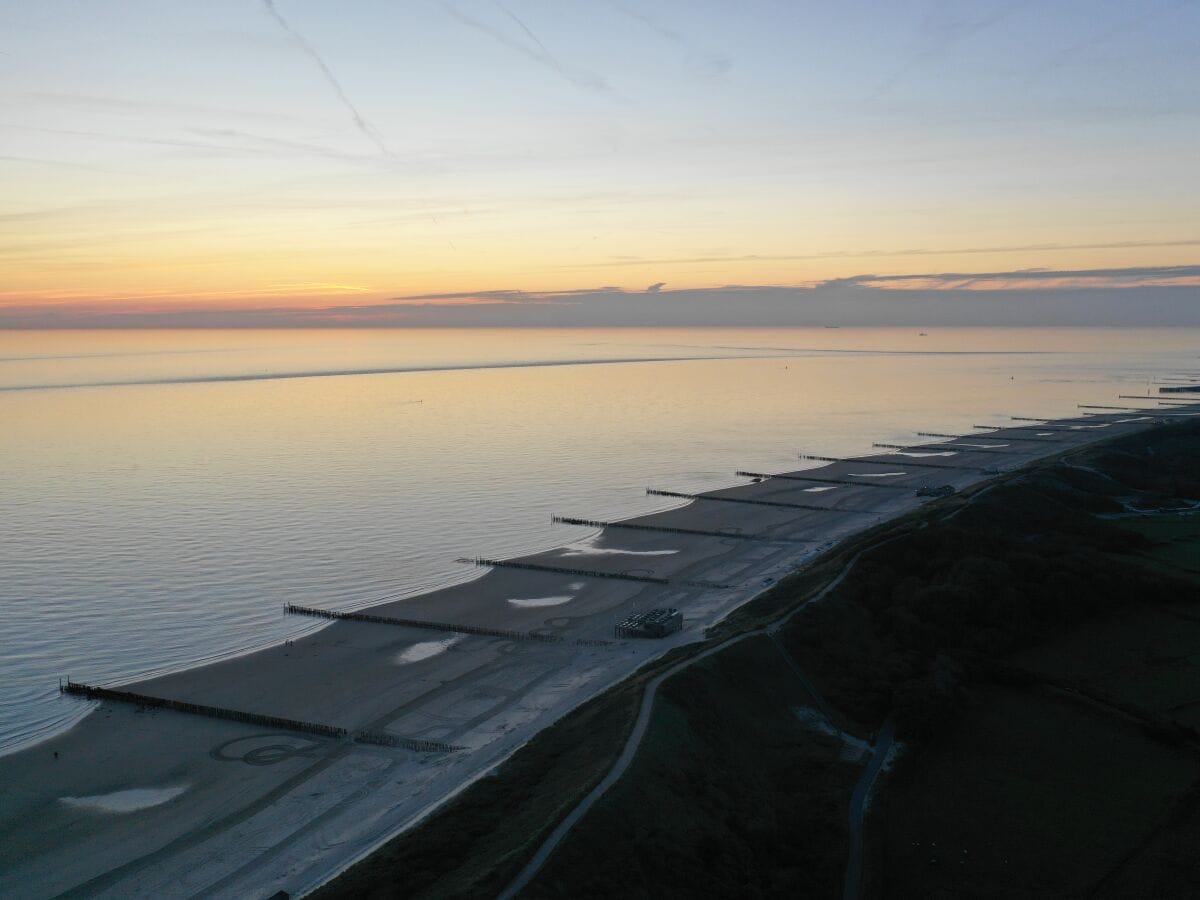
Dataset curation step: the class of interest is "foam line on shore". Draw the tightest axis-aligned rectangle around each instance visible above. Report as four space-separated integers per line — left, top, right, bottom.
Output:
0 353 787 393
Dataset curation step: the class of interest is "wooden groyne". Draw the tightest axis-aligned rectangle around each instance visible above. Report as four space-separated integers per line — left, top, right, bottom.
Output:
285 603 609 647
973 424 1083 433
61 680 344 737
461 557 666 585
1160 386 1200 394
1011 416 1106 425
460 557 733 591
735 470 908 490
1003 427 1099 434
60 680 462 752
799 454 998 475
647 487 839 513
551 515 813 544
353 730 464 753
872 442 1011 455
1118 395 1200 402
918 432 1061 444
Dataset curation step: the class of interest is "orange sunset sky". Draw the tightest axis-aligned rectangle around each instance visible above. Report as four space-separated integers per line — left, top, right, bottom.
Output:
3 1 1199 324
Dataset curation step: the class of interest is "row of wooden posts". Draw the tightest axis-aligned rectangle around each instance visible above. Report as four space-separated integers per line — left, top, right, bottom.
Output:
61 680 463 753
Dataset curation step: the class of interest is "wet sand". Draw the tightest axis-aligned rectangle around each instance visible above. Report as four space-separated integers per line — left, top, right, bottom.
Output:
0 412 1172 899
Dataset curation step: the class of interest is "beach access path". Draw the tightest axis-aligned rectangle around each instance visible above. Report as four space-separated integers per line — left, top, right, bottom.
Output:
496 509 908 900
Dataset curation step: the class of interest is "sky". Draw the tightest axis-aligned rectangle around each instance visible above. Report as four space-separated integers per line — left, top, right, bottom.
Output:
2 0 1199 326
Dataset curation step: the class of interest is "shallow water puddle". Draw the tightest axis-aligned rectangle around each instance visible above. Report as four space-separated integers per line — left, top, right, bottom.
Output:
848 472 906 477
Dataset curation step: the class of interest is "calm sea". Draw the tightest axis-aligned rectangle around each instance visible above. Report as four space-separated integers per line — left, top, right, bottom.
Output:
1 326 1195 750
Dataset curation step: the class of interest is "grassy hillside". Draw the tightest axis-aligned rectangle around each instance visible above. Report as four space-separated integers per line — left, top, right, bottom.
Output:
521 636 861 899
877 684 1199 898
778 421 1200 740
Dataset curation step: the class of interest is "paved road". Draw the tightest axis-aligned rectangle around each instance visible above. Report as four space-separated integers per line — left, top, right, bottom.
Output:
843 718 895 900
496 530 899 900
494 632 756 900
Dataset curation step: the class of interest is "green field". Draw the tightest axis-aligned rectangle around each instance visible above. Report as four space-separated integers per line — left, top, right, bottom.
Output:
523 636 861 899
1009 603 1200 726
1118 511 1200 584
876 684 1199 899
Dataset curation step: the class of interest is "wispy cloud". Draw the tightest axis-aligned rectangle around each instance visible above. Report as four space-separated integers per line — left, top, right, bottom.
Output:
1023 0 1196 86
4 264 1199 329
442 2 613 93
260 0 391 155
382 285 618 305
559 238 1200 270
2 119 408 172
3 121 369 164
0 154 120 173
21 91 307 125
603 1 731 79
184 126 368 161
820 264 1200 290
867 0 1029 100
265 282 374 294
11 92 389 166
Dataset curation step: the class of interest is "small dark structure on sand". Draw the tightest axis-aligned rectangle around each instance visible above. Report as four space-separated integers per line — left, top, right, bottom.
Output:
615 608 683 639
917 484 957 499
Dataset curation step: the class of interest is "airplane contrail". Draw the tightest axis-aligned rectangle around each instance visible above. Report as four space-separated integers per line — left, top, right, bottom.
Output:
1023 0 1196 86
260 0 390 155
442 1 612 93
868 0 1029 100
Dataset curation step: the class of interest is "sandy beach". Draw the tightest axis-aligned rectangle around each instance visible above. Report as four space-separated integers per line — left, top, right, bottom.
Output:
0 410 1177 899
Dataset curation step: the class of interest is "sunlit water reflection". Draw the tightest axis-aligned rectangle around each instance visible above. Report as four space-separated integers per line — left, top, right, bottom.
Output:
1 326 1195 751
